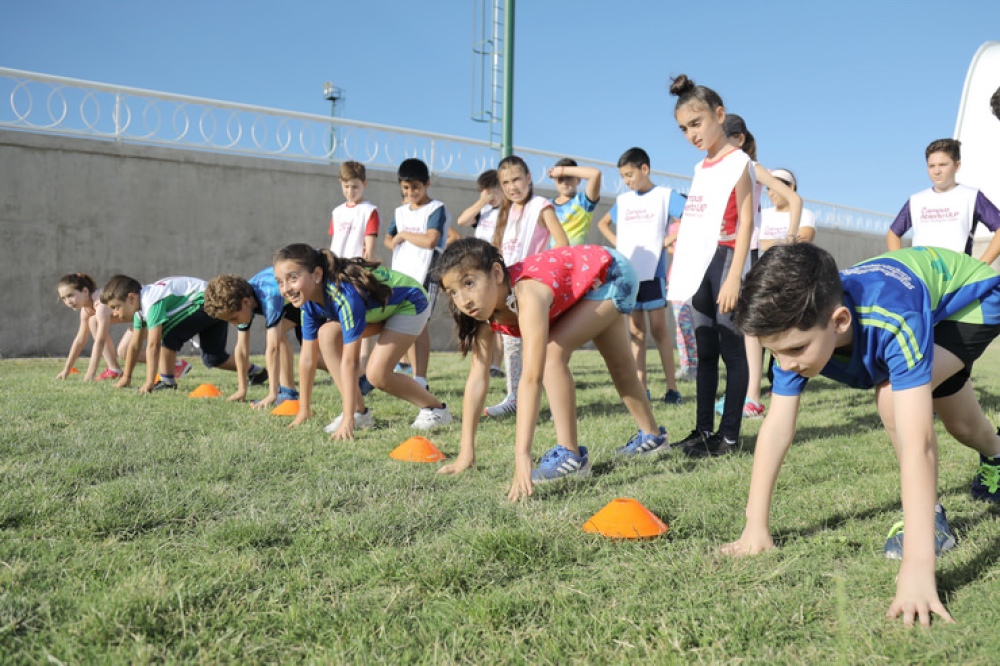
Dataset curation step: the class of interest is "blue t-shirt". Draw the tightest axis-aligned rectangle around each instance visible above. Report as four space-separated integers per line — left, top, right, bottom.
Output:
300 266 428 344
773 247 1000 396
552 190 598 246
238 267 287 331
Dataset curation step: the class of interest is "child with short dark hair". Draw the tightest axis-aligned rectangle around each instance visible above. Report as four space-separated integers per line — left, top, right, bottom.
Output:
596 147 686 406
725 242 1000 627
456 169 503 244
384 158 449 391
204 269 307 407
100 275 260 393
547 157 602 245
886 138 1000 264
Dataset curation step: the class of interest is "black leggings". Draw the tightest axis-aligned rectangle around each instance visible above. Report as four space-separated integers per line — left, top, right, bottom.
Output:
690 246 748 441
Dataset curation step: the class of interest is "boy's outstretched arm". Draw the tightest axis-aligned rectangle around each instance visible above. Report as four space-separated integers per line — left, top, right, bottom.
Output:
439 321 493 475
138 325 163 393
117 326 145 389
887 385 954 627
228 329 251 402
721 392 800 555
253 326 283 408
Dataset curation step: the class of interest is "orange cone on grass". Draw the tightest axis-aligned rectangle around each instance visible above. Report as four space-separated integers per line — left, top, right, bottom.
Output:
582 498 668 539
390 436 446 463
188 383 222 398
270 399 300 416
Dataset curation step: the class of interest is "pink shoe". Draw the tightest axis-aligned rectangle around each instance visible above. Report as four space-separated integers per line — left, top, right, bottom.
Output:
743 400 765 419
97 368 123 381
175 359 192 378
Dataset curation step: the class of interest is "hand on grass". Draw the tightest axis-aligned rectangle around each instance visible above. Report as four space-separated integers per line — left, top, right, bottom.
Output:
227 390 247 403
138 381 155 394
507 454 534 502
438 452 475 475
719 526 775 556
887 566 955 627
253 394 278 410
115 376 131 389
288 410 310 428
330 419 354 441
55 370 69 380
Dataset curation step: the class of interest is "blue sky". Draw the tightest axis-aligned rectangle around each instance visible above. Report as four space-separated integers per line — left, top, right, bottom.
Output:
2 0 998 214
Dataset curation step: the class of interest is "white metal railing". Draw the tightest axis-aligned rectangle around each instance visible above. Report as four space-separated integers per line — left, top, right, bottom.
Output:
0 66 892 234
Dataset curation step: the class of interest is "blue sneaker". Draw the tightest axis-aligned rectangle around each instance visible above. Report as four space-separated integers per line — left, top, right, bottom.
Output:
531 445 591 483
358 374 375 397
971 452 1000 503
394 362 413 375
616 427 669 457
883 505 957 560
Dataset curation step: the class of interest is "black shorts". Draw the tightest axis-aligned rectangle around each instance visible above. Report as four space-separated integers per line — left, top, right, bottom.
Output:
932 320 1000 398
161 308 230 368
281 303 304 344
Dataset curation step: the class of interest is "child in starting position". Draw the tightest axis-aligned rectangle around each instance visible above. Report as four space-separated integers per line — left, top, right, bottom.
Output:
204 268 313 407
435 237 669 500
100 275 261 393
55 273 122 381
273 243 452 438
725 242 1000 627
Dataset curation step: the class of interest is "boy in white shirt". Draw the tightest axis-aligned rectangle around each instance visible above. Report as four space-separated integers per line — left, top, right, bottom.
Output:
886 138 1000 264
384 158 449 390
597 147 687 407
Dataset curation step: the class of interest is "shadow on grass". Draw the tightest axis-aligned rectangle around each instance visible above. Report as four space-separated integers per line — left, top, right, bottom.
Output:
937 502 1000 596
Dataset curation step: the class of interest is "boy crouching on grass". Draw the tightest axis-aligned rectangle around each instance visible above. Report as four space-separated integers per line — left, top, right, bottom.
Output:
721 243 1000 628
101 275 267 394
204 269 315 407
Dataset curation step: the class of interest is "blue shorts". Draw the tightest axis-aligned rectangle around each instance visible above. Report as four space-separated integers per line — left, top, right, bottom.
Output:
633 277 667 311
584 248 638 315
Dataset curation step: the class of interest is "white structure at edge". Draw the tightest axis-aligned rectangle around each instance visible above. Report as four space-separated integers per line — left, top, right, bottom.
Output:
955 40 1000 239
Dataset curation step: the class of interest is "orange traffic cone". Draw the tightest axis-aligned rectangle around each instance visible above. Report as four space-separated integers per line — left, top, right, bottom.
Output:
270 399 300 416
389 436 446 463
582 498 668 539
69 368 80 374
188 383 222 398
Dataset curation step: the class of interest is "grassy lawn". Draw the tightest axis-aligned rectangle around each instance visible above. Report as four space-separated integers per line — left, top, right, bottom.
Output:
2 348 999 664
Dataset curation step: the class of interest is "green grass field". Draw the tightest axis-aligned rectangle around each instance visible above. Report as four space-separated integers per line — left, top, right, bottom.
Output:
2 349 1000 664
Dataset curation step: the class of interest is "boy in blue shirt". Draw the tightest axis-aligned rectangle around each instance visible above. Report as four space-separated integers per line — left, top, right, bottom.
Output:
723 242 1000 628
204 269 312 407
547 157 602 246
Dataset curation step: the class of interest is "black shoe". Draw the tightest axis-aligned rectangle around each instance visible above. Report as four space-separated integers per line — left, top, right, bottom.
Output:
674 429 711 450
683 432 736 458
150 380 177 391
248 367 269 386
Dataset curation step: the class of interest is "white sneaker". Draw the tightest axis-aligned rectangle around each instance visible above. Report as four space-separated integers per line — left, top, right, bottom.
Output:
324 409 375 433
484 396 517 418
411 404 453 429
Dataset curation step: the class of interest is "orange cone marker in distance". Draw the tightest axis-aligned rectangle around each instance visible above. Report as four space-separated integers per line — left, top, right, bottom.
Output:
390 436 446 463
582 498 668 539
69 368 80 374
188 383 223 398
270 399 300 416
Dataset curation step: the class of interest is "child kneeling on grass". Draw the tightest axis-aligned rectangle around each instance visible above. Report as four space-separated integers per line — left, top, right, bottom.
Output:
722 242 1000 628
434 237 669 501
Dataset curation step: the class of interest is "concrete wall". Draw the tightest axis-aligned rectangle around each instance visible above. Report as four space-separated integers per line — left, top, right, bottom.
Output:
0 129 893 358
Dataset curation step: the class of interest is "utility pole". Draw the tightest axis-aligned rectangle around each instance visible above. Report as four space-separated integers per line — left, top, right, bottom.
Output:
322 81 344 159
500 0 514 158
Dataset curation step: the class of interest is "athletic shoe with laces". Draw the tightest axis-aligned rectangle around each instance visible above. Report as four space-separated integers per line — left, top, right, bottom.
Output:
531 445 591 483
883 505 957 560
683 432 736 458
248 366 269 386
673 429 711 450
97 368 123 381
411 404 453 429
616 426 669 457
663 389 683 405
743 400 765 419
323 409 375 433
971 452 1000 503
150 380 177 391
394 362 413 375
358 374 375 396
484 396 517 418
175 359 192 378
